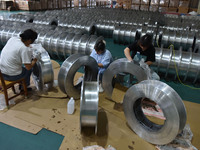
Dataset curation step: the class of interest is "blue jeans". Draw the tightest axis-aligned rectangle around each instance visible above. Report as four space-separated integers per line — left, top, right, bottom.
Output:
2 67 32 86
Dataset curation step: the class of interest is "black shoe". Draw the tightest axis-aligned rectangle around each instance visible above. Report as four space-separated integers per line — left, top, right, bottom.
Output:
20 87 32 92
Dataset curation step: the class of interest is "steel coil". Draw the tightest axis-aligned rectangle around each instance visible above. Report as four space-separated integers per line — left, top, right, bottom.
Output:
0 20 103 59
123 80 187 145
58 54 98 99
32 50 54 91
152 46 200 84
80 79 99 134
1 8 200 52
102 58 148 98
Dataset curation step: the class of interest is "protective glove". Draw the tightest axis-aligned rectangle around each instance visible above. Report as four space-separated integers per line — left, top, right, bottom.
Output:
33 51 41 60
139 59 152 79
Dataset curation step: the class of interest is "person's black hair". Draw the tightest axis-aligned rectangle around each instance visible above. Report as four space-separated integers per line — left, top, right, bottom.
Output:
20 29 38 43
138 34 152 48
94 40 106 52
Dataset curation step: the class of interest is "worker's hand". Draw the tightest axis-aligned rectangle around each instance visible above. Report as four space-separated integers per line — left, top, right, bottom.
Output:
128 59 133 62
33 51 41 60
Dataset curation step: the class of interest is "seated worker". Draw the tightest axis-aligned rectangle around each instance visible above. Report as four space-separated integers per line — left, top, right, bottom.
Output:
90 40 113 92
0 29 38 91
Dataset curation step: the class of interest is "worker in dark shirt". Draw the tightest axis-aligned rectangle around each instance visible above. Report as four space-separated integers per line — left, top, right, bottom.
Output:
124 34 158 108
124 34 155 66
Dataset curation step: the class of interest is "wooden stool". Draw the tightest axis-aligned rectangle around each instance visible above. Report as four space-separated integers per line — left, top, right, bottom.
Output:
0 70 28 108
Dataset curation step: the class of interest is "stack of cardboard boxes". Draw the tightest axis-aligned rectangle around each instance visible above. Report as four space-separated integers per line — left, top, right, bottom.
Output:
131 0 140 10
140 0 149 11
0 1 14 10
149 0 159 11
123 0 131 9
178 0 189 13
115 0 198 14
14 0 70 10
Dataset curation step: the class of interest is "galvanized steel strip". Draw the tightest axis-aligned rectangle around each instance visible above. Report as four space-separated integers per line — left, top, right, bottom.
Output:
58 54 98 99
32 51 54 91
102 58 148 98
153 47 200 84
80 79 99 134
123 80 187 145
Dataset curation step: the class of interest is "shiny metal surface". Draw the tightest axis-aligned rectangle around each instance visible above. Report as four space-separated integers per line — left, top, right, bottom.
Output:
0 20 103 59
1 9 200 52
58 54 98 99
102 58 148 98
123 80 187 145
80 78 99 134
153 46 200 83
157 29 195 51
113 25 139 45
32 51 54 91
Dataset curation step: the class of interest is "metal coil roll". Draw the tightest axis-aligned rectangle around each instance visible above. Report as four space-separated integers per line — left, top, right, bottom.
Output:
95 21 115 38
8 14 34 23
58 54 98 99
32 50 54 91
80 79 99 134
157 29 195 51
123 80 187 145
102 58 148 98
152 46 200 84
0 20 103 59
2 8 200 51
113 25 139 45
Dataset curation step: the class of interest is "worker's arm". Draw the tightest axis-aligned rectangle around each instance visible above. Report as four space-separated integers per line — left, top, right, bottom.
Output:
124 47 133 61
146 61 153 66
24 58 37 70
98 63 104 68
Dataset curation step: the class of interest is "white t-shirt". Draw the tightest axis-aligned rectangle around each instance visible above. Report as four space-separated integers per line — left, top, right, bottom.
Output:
0 37 32 76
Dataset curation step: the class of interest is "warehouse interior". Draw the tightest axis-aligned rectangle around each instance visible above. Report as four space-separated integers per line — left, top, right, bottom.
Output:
0 0 200 150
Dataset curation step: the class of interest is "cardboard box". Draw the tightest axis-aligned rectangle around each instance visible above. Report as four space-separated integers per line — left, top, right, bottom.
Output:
81 0 87 7
41 0 48 9
74 0 79 6
169 0 179 7
132 0 140 5
53 0 59 8
198 1 200 14
59 0 67 8
141 0 149 5
131 4 140 10
189 8 197 12
159 0 169 7
15 1 35 11
179 0 189 7
0 1 13 10
140 5 149 11
149 6 158 11
159 6 167 12
150 0 159 6
48 0 53 9
34 1 41 10
167 7 177 12
178 6 188 13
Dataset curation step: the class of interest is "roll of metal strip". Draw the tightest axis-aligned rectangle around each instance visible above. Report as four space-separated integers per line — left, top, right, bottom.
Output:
72 34 82 54
153 46 200 84
58 54 98 99
102 58 148 98
80 79 99 134
78 34 90 54
32 51 54 91
123 80 187 145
